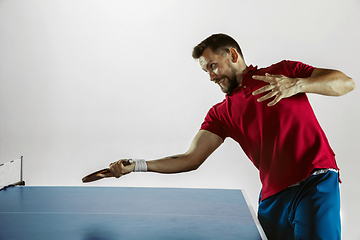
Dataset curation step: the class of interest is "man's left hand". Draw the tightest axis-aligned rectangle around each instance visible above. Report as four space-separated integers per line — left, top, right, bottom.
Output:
252 73 300 106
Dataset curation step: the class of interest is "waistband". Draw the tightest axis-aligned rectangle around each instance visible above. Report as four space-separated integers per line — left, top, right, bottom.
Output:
289 168 338 188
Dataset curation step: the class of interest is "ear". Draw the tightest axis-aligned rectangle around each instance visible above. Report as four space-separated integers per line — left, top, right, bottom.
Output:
229 48 239 63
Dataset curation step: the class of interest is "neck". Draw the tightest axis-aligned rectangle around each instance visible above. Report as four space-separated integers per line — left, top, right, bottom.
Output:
236 65 248 87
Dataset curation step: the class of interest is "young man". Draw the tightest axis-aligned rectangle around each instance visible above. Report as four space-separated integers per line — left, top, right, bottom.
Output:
105 34 355 240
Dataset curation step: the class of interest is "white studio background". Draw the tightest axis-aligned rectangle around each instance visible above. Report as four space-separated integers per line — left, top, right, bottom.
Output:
1 0 359 239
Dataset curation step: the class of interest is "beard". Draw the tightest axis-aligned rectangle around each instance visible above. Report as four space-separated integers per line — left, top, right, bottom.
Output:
220 69 239 94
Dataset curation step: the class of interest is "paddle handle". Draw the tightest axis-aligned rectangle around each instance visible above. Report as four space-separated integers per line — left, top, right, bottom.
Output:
102 159 133 174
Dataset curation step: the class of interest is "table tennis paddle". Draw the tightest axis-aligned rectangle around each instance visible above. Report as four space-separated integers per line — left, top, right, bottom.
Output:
82 159 133 183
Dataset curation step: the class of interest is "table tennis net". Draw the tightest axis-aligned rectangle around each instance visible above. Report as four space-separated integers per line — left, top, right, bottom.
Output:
0 157 24 190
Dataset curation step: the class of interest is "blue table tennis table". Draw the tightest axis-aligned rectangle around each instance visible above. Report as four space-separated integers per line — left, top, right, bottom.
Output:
0 186 267 239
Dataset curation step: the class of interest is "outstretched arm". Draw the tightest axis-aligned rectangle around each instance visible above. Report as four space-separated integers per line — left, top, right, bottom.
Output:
107 130 223 178
252 68 355 106
298 68 355 96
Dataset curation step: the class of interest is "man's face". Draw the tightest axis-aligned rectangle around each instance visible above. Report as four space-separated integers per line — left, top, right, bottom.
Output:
199 47 239 94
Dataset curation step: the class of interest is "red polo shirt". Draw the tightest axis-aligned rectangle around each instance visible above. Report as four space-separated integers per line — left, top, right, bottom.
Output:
201 60 339 200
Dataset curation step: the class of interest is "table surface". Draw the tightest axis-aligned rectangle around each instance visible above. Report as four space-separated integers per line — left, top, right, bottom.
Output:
0 186 266 240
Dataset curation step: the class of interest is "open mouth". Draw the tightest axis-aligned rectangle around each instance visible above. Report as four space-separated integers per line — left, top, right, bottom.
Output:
217 78 226 87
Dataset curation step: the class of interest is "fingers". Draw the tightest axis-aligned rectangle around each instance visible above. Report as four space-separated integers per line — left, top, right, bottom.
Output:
252 74 271 83
108 160 123 178
252 84 274 96
251 73 280 97
256 89 277 103
255 89 284 106
252 73 282 83
252 73 279 105
268 94 283 107
251 73 294 106
109 159 135 178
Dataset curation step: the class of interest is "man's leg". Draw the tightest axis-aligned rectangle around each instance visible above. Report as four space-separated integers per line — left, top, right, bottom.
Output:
258 191 295 240
291 171 341 240
258 170 341 240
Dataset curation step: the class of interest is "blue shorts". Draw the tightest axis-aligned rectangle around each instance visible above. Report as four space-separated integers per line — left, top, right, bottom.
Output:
258 170 341 240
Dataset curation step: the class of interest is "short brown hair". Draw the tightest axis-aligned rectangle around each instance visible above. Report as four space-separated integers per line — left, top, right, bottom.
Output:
192 33 244 60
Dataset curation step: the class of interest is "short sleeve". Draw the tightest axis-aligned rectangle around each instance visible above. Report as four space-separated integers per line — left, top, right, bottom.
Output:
283 60 315 78
200 106 228 140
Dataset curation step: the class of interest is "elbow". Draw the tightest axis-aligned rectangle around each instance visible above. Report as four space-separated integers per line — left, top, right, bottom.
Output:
184 154 205 171
348 77 356 92
188 161 203 171
333 70 355 96
340 76 355 96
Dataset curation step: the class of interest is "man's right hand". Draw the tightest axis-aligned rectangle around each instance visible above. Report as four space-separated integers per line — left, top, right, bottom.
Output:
102 159 135 178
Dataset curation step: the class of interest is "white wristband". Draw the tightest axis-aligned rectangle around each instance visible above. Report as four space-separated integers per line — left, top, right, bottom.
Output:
131 159 147 172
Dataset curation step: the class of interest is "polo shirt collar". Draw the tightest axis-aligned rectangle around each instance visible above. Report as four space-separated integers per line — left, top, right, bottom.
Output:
226 64 258 96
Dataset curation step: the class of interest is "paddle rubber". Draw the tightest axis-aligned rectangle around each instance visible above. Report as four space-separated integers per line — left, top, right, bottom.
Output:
82 159 133 183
